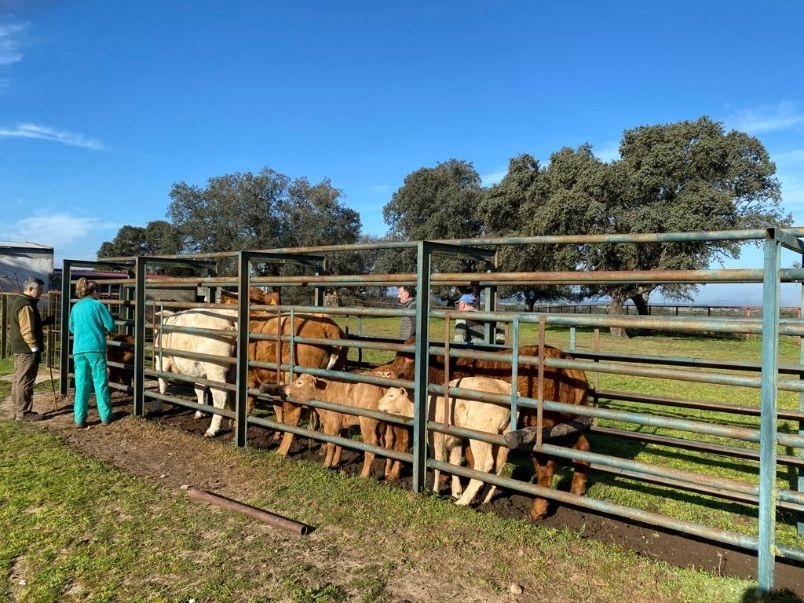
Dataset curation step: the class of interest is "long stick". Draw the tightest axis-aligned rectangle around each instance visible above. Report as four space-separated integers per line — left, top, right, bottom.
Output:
48 362 58 413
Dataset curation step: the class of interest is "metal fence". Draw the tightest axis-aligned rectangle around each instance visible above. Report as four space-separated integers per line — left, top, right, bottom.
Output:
55 228 804 594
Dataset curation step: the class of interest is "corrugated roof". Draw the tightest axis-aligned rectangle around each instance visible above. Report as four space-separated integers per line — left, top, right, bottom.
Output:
0 241 54 250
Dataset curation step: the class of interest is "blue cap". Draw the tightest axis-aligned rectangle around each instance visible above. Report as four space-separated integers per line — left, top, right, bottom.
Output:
458 293 476 304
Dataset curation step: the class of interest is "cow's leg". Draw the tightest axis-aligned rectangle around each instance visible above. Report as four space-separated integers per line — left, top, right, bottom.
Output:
382 423 395 477
204 387 227 438
446 437 465 499
193 385 207 420
431 433 446 496
359 419 380 478
272 403 285 441
570 434 590 496
481 443 511 505
385 425 409 482
276 401 302 456
529 452 557 521
323 441 337 468
455 441 493 506
152 377 167 415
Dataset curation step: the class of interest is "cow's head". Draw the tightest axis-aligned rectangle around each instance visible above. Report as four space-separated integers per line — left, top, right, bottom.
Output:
378 387 414 418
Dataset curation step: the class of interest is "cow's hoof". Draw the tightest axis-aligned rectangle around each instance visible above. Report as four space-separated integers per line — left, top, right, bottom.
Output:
203 431 217 438
193 411 204 420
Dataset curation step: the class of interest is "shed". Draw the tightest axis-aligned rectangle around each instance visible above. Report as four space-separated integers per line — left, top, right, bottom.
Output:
0 241 55 293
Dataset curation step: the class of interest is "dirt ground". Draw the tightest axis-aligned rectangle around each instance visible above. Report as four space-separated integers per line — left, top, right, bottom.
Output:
4 380 803 596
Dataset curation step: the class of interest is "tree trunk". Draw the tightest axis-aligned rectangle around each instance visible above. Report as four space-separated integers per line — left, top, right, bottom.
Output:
630 293 649 315
608 292 630 338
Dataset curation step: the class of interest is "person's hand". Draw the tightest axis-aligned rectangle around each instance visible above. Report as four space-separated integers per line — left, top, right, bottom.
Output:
42 315 55 326
32 350 41 364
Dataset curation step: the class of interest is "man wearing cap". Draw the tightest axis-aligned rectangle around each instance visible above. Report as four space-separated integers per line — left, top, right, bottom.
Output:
454 292 483 344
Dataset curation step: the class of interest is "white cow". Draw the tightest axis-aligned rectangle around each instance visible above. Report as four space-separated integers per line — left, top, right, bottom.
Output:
378 376 515 506
153 308 238 437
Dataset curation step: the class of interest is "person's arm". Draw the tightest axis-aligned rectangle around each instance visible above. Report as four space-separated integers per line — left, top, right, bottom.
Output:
454 318 468 343
100 303 116 333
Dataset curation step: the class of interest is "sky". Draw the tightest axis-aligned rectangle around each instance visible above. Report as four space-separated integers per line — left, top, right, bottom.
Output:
2 1 804 304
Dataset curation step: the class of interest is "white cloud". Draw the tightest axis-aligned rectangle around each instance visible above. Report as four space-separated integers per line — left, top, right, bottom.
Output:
11 213 118 251
727 102 804 135
0 21 26 66
0 123 106 150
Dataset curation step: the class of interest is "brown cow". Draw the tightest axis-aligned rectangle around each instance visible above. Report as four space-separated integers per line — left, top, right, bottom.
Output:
220 287 280 306
107 333 135 389
283 372 387 478
247 312 348 456
385 338 590 521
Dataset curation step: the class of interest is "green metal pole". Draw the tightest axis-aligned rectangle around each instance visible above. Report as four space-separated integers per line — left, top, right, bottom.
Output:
757 235 781 593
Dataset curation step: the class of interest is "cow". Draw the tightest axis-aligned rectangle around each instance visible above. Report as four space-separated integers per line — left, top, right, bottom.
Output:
378 376 515 506
283 372 388 478
107 333 135 389
152 308 238 437
220 287 280 306
385 338 590 521
247 312 347 456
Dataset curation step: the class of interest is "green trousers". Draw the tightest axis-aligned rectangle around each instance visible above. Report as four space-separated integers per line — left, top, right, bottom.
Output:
73 352 112 425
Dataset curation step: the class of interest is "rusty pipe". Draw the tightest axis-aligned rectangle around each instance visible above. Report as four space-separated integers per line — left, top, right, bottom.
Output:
186 488 311 535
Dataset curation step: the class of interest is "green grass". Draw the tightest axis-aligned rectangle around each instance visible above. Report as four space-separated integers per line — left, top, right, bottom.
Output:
0 420 771 602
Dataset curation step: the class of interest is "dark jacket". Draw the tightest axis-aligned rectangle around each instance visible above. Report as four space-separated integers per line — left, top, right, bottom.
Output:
9 294 44 354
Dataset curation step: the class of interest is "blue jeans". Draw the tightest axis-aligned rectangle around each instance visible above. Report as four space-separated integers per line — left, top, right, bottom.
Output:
73 352 112 424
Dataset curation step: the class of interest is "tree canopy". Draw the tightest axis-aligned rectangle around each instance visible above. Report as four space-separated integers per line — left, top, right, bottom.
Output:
378 159 485 279
98 220 183 258
97 117 791 331
477 117 789 328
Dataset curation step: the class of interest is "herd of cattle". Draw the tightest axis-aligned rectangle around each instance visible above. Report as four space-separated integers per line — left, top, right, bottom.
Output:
104 288 592 521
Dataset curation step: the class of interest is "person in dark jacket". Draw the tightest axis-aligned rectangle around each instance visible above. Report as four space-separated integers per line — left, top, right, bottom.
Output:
68 278 116 428
397 285 416 340
10 277 51 421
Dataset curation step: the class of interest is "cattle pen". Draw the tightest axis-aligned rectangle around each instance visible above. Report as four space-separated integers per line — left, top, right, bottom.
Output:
56 228 804 595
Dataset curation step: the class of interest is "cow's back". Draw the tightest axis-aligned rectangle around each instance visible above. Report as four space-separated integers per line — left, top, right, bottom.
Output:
248 313 346 385
157 309 237 376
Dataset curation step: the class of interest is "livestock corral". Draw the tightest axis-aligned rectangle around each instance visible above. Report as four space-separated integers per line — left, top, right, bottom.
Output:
59 230 804 595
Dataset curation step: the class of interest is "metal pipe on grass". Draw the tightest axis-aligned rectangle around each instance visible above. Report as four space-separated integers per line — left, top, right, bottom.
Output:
186 487 311 535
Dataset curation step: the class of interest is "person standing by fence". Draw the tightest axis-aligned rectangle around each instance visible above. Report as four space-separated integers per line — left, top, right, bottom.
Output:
9 277 52 421
397 285 417 340
454 292 483 344
69 278 115 428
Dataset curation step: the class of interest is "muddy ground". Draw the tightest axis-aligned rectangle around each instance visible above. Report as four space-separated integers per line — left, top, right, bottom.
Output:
6 383 804 595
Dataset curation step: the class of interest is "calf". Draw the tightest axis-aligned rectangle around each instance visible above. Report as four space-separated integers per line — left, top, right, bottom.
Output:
283 372 385 478
387 338 590 520
248 313 347 456
378 377 514 506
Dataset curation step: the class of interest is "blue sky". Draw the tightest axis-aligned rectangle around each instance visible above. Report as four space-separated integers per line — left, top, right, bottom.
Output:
2 1 804 303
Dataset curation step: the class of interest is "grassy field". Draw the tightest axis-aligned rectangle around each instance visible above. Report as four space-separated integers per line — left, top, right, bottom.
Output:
0 416 788 603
